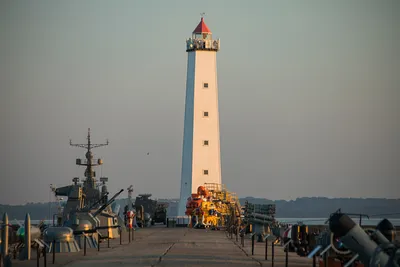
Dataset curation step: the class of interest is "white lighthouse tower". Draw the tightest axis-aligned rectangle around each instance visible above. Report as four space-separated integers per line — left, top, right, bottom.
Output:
178 16 222 216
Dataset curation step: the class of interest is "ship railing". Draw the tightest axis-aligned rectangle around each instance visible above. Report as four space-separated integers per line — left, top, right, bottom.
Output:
204 183 225 192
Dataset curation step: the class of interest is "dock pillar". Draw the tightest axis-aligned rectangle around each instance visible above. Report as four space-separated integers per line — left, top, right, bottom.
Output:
1 213 9 266
22 213 31 260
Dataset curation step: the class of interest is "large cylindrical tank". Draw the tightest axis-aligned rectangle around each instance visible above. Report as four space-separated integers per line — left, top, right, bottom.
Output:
73 220 92 232
43 227 80 253
43 227 74 243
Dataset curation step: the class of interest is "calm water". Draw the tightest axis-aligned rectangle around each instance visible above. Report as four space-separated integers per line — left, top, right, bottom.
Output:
18 217 400 226
276 217 400 226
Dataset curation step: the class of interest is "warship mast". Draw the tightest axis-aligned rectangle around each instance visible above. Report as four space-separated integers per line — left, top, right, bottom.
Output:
70 128 109 205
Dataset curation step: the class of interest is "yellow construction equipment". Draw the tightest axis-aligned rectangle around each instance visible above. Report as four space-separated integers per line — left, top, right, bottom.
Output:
185 183 241 229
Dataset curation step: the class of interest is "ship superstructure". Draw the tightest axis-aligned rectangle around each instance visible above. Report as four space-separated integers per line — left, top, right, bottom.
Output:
54 128 110 223
50 129 124 243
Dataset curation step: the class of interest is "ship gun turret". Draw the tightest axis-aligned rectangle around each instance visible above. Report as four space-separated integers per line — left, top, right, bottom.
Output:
85 192 109 211
92 189 124 217
327 211 399 267
67 188 124 250
66 189 123 234
44 129 127 253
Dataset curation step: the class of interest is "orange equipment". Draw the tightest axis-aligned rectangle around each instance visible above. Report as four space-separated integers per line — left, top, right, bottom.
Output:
197 186 210 198
185 193 203 216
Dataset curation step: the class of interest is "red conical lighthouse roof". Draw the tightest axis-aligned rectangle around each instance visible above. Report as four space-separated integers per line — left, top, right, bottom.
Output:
193 17 211 34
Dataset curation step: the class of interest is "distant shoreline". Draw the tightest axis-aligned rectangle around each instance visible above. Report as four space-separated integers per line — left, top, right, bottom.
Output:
10 217 400 227
2 197 399 222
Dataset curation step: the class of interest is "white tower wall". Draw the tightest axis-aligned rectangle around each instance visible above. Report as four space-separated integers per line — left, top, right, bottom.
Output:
178 18 222 216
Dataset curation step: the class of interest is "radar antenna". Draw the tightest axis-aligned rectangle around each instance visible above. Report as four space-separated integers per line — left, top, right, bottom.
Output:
69 128 109 150
69 128 109 189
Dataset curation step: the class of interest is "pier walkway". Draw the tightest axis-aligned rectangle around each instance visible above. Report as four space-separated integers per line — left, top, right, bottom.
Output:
230 234 314 267
11 227 313 267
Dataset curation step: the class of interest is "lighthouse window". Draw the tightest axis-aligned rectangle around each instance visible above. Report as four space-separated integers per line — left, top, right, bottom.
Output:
203 170 209 175
203 111 209 117
203 83 209 88
203 140 209 146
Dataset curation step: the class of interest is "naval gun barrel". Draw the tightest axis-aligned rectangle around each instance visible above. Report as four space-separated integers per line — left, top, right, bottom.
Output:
329 213 392 267
92 189 124 217
86 192 109 211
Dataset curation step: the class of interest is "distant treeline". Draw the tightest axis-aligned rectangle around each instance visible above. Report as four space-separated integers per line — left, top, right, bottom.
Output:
1 197 399 220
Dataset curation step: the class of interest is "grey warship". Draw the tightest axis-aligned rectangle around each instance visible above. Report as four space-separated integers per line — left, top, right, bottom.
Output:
44 129 125 252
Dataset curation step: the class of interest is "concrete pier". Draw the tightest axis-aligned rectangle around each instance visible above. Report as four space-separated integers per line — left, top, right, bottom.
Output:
234 235 314 267
11 226 312 267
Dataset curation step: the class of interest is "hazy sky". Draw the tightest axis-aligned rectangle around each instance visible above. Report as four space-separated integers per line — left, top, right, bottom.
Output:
1 0 399 205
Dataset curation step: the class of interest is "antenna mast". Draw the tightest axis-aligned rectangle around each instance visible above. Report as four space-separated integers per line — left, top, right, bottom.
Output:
69 128 109 150
127 185 134 206
70 128 109 189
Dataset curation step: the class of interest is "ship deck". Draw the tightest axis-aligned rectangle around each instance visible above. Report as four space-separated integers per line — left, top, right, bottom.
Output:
11 226 313 267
